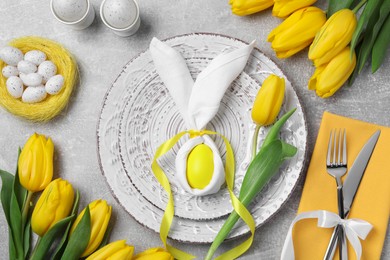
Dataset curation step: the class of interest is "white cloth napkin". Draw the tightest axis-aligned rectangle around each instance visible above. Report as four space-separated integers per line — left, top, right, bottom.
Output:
150 37 255 196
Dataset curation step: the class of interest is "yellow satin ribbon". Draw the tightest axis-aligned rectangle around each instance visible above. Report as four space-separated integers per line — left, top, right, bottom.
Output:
151 130 255 260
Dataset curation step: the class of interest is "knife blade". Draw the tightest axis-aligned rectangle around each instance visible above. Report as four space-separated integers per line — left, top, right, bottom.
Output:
324 130 381 260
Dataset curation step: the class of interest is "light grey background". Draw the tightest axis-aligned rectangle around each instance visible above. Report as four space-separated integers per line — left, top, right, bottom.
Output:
0 0 389 259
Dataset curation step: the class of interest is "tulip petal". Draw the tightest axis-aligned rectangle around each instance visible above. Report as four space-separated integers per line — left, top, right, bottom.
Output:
273 0 317 18
309 9 357 66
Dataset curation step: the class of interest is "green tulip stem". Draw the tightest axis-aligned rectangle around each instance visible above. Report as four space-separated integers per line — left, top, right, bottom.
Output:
29 237 41 260
353 0 367 13
21 191 33 229
251 124 262 160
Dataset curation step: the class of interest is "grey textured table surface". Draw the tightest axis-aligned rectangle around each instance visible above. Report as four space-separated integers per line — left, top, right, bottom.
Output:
0 0 389 259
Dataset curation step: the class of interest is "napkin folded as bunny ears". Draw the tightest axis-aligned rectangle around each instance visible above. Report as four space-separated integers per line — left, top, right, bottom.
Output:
150 37 255 196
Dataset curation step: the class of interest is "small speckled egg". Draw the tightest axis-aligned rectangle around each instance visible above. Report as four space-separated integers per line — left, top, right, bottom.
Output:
2 65 19 78
21 73 43 87
17 60 37 74
38 61 57 83
102 0 138 29
52 0 88 22
6 76 24 98
22 86 47 103
24 50 47 65
45 75 64 95
0 46 24 66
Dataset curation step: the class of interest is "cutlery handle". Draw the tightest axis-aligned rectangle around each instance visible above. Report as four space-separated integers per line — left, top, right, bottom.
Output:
323 226 339 260
337 186 344 218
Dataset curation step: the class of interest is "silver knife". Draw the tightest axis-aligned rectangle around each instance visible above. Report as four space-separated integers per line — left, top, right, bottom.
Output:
324 130 381 260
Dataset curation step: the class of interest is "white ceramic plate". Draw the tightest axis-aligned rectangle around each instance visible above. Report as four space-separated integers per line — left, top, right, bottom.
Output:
97 33 307 243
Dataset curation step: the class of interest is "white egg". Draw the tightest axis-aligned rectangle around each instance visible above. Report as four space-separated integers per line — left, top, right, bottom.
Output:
38 61 57 83
2 65 19 78
52 0 88 22
21 73 43 87
24 50 47 65
17 60 37 74
102 0 138 29
6 76 24 98
45 75 64 95
0 46 24 66
22 86 47 103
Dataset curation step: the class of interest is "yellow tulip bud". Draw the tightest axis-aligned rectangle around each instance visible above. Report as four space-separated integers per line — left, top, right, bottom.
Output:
86 240 134 260
273 0 317 18
268 7 326 58
251 74 285 126
133 247 174 260
70 200 112 257
18 133 54 192
229 0 274 16
31 178 74 236
309 47 356 98
309 9 357 66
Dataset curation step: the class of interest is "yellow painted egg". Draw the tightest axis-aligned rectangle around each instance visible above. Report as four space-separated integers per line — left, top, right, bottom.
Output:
186 144 214 189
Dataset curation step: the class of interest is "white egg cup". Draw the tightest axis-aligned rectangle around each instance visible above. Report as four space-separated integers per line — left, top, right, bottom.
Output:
100 0 141 37
50 0 95 30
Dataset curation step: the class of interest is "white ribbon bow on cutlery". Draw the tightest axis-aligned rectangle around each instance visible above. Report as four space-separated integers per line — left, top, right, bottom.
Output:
149 37 255 196
280 210 373 260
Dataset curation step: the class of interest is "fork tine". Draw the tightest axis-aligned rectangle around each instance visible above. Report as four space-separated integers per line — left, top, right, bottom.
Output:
327 129 333 166
338 129 342 165
333 129 337 166
343 129 347 165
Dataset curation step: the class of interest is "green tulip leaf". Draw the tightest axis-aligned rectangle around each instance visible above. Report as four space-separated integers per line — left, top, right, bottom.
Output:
262 108 296 148
52 190 80 260
351 0 384 54
0 169 17 259
23 217 31 258
239 140 297 204
61 206 91 260
357 1 390 72
30 215 75 260
10 191 24 258
372 13 390 72
327 0 356 17
205 110 297 260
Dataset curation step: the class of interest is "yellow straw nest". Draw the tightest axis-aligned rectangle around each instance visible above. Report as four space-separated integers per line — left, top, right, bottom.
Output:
0 36 78 121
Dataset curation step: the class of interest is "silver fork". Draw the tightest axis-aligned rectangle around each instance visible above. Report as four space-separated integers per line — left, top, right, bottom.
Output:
325 129 348 260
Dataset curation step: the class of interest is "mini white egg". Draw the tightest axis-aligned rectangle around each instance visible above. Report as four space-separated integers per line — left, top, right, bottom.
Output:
22 86 47 103
0 46 24 66
45 75 64 95
6 76 24 98
17 60 37 74
102 0 138 29
38 61 57 83
24 50 47 65
52 0 88 22
21 73 43 87
2 65 19 78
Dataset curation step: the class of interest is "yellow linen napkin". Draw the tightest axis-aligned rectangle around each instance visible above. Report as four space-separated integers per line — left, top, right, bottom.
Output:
292 111 390 260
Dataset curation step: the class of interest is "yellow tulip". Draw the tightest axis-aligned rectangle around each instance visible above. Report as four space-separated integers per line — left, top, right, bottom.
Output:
18 133 54 192
86 240 134 260
251 74 285 126
309 47 356 98
273 0 317 18
133 247 174 260
309 9 357 66
268 7 326 58
70 200 112 257
31 178 74 236
229 0 274 16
